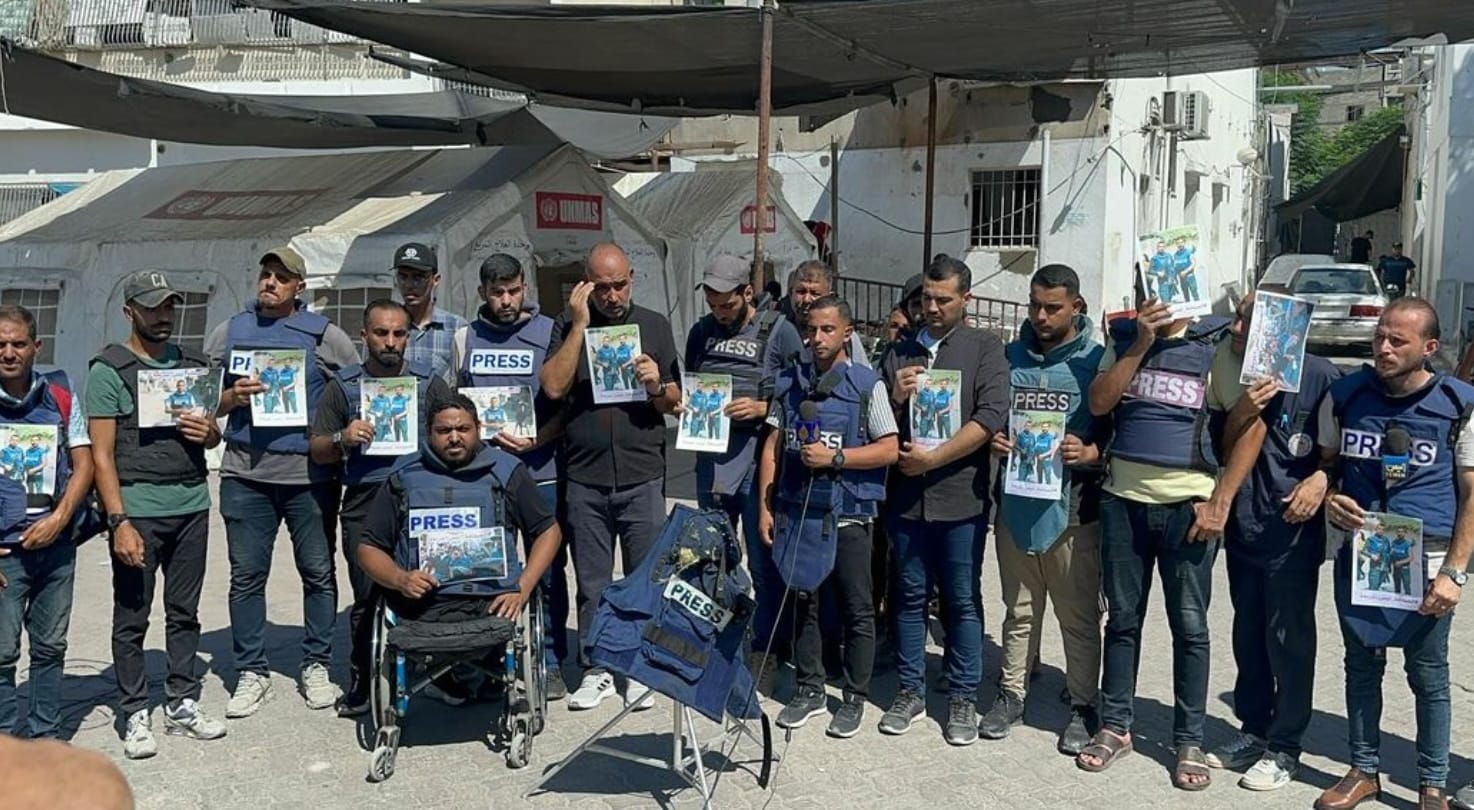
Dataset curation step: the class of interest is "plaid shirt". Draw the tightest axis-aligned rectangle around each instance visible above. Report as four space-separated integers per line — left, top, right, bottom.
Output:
405 307 467 386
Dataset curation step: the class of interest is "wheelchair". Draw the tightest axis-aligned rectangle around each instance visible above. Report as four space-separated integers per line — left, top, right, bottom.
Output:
366 585 548 781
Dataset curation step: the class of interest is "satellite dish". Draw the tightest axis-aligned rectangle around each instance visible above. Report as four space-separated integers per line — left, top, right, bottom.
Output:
1236 147 1260 166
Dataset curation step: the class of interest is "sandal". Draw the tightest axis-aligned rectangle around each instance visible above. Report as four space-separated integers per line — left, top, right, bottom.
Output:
1076 728 1133 773
1174 745 1212 791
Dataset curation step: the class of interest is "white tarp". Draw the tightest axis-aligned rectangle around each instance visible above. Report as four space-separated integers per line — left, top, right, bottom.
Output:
0 143 673 387
627 168 816 337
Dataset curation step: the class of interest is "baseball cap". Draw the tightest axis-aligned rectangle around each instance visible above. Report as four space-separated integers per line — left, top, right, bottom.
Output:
393 242 438 273
122 270 184 309
259 246 307 279
900 273 924 305
698 254 751 293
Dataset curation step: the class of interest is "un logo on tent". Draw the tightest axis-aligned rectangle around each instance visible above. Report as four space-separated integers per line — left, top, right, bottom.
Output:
539 198 558 222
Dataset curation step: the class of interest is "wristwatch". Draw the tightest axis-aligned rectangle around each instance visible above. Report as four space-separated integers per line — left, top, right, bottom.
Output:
332 430 345 450
1438 564 1468 588
831 450 846 471
107 513 130 531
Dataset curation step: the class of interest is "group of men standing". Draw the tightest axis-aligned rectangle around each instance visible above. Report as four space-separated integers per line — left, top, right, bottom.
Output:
0 236 1472 809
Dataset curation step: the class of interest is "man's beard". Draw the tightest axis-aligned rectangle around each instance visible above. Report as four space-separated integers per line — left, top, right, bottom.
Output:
491 305 520 325
135 323 171 345
372 350 403 368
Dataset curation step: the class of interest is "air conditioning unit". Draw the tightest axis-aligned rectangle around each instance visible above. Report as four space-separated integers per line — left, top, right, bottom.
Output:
1161 90 1186 130
1161 90 1211 139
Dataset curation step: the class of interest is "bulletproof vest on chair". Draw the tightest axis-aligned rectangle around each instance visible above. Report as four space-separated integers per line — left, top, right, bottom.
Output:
584 504 760 722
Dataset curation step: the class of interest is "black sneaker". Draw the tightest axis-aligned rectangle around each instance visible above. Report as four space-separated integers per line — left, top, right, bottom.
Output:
943 696 978 746
1058 704 1096 755
978 690 1025 740
826 696 865 739
335 690 370 718
545 669 568 702
878 689 926 736
775 688 827 730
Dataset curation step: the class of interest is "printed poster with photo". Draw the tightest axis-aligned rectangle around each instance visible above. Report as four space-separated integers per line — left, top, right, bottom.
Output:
359 377 418 457
1350 512 1424 611
910 369 962 449
1003 387 1068 501
677 373 733 453
1239 290 1314 393
0 424 58 504
584 324 643 405
463 386 537 441
1138 225 1212 318
136 368 222 427
418 527 509 584
249 349 307 427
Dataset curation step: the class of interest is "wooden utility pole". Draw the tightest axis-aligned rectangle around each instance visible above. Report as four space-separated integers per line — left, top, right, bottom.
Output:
752 0 775 288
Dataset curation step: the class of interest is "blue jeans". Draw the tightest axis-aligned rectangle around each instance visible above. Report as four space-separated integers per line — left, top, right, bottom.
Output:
1098 494 1219 747
535 482 571 667
891 516 984 698
220 477 338 676
0 540 77 738
697 464 788 657
1341 611 1452 787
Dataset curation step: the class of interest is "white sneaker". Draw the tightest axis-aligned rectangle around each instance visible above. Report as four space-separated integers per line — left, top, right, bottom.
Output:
624 678 654 712
1205 732 1266 770
122 710 157 760
1240 752 1298 791
567 671 616 711
300 663 339 710
225 672 272 718
164 699 227 741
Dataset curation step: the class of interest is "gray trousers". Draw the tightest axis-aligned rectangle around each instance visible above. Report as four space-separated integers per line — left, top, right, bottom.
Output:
564 477 666 671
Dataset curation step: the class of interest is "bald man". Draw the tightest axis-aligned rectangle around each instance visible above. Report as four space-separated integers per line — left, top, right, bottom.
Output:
0 735 134 809
540 242 681 711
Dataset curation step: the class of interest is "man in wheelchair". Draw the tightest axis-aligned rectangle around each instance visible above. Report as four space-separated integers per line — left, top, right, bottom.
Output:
354 394 563 776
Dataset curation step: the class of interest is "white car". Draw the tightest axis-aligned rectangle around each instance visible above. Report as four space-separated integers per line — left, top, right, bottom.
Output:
1260 253 1335 288
1288 264 1385 350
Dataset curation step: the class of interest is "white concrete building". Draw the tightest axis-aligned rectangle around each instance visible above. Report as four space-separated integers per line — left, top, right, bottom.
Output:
660 71 1261 320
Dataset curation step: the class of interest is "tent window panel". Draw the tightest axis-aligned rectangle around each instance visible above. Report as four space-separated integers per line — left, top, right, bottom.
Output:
970 168 1041 249
310 287 392 348
173 292 211 354
0 288 60 364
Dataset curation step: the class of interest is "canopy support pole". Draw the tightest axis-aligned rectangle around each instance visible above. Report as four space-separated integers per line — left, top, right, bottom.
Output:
922 76 938 269
829 135 840 272
752 0 776 288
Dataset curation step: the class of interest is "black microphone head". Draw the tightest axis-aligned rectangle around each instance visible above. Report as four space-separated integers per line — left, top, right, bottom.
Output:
798 400 820 421
1384 425 1411 456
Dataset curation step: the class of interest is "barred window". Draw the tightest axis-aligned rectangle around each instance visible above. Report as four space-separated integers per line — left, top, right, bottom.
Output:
308 286 392 349
173 291 212 354
0 288 61 363
971 168 1041 249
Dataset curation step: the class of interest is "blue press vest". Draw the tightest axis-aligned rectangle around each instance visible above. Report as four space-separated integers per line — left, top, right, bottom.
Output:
1228 354 1341 570
459 313 556 482
770 361 886 591
390 445 526 597
1107 316 1230 473
223 306 330 454
1331 368 1474 646
336 361 435 487
1000 317 1103 553
0 371 77 544
687 310 790 496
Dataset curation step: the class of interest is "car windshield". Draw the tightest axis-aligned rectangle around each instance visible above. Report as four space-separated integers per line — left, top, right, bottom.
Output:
1291 268 1379 296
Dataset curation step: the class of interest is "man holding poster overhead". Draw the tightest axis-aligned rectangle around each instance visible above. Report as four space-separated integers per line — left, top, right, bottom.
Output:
1314 299 1474 810
541 242 680 711
681 254 802 694
309 299 451 716
205 247 359 719
985 264 1108 756
879 255 1008 746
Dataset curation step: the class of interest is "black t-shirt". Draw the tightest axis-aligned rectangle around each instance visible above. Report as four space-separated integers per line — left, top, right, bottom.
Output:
360 449 555 618
1350 237 1372 264
547 303 680 487
310 373 454 505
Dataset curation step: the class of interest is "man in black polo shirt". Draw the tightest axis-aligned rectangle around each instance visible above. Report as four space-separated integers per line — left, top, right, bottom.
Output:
540 242 681 711
878 254 1009 745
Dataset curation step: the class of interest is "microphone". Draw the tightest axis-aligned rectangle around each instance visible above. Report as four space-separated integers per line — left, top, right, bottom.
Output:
796 400 821 445
1383 424 1411 483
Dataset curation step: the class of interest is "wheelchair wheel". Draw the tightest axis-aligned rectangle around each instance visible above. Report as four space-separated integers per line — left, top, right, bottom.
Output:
369 742 397 782
505 719 532 770
522 594 548 736
370 602 395 729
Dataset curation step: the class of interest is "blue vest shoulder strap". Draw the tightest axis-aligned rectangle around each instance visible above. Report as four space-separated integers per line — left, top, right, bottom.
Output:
284 308 329 338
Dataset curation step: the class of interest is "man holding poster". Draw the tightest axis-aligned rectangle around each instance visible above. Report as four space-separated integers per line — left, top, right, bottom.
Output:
1314 299 1474 810
985 264 1108 755
879 255 1008 746
310 300 451 715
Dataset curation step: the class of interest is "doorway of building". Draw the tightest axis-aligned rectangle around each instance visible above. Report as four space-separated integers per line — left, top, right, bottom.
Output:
535 263 584 315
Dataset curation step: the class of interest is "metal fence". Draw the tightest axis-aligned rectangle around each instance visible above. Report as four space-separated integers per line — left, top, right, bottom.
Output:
0 184 66 227
20 0 367 50
835 276 1027 344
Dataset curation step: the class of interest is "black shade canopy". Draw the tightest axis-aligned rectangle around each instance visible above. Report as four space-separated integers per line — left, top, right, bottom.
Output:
1277 126 1407 223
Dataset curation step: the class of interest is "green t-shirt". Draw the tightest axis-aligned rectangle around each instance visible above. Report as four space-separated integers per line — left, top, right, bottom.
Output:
85 345 211 519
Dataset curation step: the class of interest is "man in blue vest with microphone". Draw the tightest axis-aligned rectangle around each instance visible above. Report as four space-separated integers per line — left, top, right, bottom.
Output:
681 254 802 696
1200 288 1341 792
1313 298 1474 810
310 299 453 716
757 295 897 739
206 246 361 719
453 253 572 700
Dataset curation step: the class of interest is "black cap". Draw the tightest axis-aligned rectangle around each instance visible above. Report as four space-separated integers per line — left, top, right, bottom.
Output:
393 242 437 273
122 270 184 309
900 273 924 305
